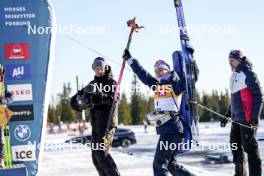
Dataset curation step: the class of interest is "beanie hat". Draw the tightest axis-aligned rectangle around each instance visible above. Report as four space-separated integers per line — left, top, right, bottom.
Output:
92 57 106 70
154 60 170 71
229 50 245 62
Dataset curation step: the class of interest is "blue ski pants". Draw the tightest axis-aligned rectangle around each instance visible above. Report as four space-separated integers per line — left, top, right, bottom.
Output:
153 132 195 176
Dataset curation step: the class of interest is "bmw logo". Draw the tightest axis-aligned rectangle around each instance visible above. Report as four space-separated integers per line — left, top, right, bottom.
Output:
14 125 31 142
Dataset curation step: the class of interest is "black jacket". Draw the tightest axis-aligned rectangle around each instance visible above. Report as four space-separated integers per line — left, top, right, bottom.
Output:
226 58 263 123
70 68 118 130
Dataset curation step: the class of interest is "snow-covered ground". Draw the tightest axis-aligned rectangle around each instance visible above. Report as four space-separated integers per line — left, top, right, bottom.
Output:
39 122 264 176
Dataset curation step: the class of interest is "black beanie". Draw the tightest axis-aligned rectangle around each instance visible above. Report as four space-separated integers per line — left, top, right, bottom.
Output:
92 57 106 70
229 50 244 62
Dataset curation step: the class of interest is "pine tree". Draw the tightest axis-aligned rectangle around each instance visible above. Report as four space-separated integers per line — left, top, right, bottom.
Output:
210 90 220 121
146 96 154 113
57 82 76 123
199 92 212 122
197 89 230 122
48 104 58 124
118 92 131 125
219 89 230 117
130 74 145 125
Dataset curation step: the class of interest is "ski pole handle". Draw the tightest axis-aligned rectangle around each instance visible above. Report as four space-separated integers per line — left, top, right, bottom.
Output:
126 17 144 50
174 0 180 7
126 17 136 50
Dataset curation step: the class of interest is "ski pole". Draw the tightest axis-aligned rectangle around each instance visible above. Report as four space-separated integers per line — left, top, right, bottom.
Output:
190 101 263 129
4 125 12 168
103 18 144 155
76 76 79 92
113 17 143 101
63 35 133 72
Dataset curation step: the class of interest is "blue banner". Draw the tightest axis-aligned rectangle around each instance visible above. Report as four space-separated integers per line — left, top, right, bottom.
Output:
0 0 55 175
6 64 31 81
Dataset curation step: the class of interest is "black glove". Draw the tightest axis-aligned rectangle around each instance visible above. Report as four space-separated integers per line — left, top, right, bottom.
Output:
220 117 230 127
122 49 131 61
70 94 83 111
251 119 259 126
186 45 195 56
5 91 13 99
171 71 180 82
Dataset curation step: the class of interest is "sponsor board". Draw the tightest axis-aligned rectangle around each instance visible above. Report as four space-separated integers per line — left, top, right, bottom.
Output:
4 43 30 60
9 105 34 122
7 84 33 101
14 124 32 142
6 64 31 81
11 144 36 161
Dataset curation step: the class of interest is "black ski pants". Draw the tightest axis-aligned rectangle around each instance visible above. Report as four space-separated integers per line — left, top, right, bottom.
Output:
230 123 262 176
91 128 120 176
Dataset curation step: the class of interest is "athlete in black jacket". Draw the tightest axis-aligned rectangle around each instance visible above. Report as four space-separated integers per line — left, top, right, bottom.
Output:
70 57 120 176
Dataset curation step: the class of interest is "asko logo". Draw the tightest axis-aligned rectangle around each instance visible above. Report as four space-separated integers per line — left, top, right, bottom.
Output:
12 145 36 161
4 43 30 60
7 84 33 101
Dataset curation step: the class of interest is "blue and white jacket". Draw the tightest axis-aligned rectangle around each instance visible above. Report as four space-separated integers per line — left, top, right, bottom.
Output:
226 58 263 124
127 58 186 134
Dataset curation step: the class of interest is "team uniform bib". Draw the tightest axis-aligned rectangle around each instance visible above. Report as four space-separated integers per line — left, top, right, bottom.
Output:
154 84 182 112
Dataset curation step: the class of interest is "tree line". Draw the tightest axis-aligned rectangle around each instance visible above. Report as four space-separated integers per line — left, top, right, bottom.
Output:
48 75 264 125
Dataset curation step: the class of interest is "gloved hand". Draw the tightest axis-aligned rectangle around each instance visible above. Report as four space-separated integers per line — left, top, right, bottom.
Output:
220 117 230 127
103 127 116 155
70 93 86 111
122 49 131 61
5 91 13 99
186 45 195 55
171 71 180 82
251 119 259 126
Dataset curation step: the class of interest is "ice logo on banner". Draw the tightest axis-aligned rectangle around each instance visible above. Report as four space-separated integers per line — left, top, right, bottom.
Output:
14 125 31 141
6 64 31 81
